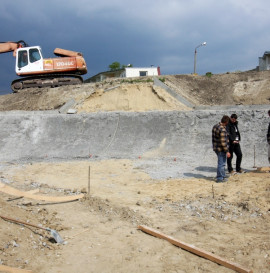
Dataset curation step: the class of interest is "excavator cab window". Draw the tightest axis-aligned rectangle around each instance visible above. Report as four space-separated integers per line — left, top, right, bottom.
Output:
18 50 28 68
29 48 41 63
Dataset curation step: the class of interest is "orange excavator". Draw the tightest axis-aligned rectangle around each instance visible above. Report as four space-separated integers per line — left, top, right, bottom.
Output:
0 40 87 92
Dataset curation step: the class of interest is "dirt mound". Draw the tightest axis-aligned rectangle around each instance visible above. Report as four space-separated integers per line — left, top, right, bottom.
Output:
76 83 190 112
0 70 269 112
165 70 270 106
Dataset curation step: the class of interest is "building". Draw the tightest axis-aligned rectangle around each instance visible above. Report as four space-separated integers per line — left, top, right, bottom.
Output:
258 51 270 71
85 66 161 83
123 66 161 78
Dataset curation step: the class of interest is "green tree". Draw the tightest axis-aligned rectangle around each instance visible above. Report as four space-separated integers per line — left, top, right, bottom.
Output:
108 62 121 71
108 62 133 71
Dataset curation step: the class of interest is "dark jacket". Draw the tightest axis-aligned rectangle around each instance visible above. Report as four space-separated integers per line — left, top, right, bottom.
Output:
212 123 229 152
226 119 241 144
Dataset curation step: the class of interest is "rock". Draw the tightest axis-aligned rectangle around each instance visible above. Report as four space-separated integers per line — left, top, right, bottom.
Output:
81 187 87 193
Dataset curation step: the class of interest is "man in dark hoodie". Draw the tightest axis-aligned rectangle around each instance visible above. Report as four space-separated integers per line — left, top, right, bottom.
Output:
226 114 243 174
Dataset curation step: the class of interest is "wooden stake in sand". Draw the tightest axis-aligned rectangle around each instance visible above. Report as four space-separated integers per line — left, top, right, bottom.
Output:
138 225 253 273
88 166 91 196
253 145 257 168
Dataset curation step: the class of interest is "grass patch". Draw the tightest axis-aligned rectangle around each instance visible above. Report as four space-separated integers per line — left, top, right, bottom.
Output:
120 78 154 84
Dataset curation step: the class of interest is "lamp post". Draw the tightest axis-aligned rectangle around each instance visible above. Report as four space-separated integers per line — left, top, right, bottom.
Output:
193 42 206 74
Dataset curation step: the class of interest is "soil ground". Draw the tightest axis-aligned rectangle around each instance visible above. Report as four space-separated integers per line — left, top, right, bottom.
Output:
0 70 269 112
0 71 270 273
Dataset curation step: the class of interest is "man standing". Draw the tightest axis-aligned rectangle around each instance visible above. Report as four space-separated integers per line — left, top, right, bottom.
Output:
267 110 270 164
212 115 231 183
226 114 243 174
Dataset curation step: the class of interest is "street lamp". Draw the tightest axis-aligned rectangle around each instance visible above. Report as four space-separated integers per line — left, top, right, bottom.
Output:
193 42 206 74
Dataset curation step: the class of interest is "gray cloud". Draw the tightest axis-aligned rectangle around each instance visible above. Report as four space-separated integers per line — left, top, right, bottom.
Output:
0 0 269 94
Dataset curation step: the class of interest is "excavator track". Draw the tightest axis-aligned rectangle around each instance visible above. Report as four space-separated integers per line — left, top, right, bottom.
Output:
11 74 83 92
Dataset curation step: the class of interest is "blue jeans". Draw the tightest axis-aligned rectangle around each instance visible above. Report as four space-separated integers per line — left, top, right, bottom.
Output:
215 151 227 181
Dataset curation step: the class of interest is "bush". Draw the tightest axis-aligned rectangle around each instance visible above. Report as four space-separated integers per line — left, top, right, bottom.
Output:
159 77 165 83
205 72 213 78
120 78 153 84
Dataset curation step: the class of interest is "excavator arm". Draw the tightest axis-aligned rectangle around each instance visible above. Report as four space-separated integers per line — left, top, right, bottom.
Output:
0 40 28 57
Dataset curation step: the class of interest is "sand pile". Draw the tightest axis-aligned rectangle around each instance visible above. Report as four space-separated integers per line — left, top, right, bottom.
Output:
76 83 191 112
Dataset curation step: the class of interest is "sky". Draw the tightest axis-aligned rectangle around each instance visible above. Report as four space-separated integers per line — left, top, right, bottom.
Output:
0 0 269 95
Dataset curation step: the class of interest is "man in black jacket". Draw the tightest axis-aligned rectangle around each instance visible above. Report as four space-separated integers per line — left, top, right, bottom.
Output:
226 114 243 174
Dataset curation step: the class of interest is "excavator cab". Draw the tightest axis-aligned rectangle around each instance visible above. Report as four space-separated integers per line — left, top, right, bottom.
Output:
16 46 43 75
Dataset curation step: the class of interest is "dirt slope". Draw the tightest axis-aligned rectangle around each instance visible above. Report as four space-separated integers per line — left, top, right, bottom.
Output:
165 70 270 106
0 70 269 112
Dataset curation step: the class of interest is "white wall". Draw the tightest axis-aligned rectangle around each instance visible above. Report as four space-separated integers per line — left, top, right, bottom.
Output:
125 67 158 77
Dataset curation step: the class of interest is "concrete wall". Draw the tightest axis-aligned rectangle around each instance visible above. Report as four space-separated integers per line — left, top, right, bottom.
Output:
259 55 270 71
125 67 159 77
0 108 269 168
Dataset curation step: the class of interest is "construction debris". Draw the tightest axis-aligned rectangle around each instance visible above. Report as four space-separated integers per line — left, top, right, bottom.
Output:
0 215 64 244
0 182 84 202
138 225 253 273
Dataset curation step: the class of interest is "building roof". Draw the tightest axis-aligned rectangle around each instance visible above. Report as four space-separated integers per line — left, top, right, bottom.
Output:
85 66 159 82
89 69 125 78
262 51 270 58
125 66 158 69
85 69 124 82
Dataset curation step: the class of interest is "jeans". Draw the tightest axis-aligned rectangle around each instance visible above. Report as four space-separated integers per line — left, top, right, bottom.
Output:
215 151 227 181
227 143 242 172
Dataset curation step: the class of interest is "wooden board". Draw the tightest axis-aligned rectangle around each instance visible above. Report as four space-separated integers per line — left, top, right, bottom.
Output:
256 166 270 172
0 182 84 202
0 264 33 272
138 225 253 273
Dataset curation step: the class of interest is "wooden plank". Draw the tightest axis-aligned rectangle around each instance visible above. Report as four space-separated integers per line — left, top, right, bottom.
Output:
7 189 39 201
0 264 33 272
256 166 270 172
25 189 40 194
0 182 84 202
138 225 253 273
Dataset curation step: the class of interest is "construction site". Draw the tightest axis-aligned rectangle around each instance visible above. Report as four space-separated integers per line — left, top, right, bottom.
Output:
0 70 269 273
